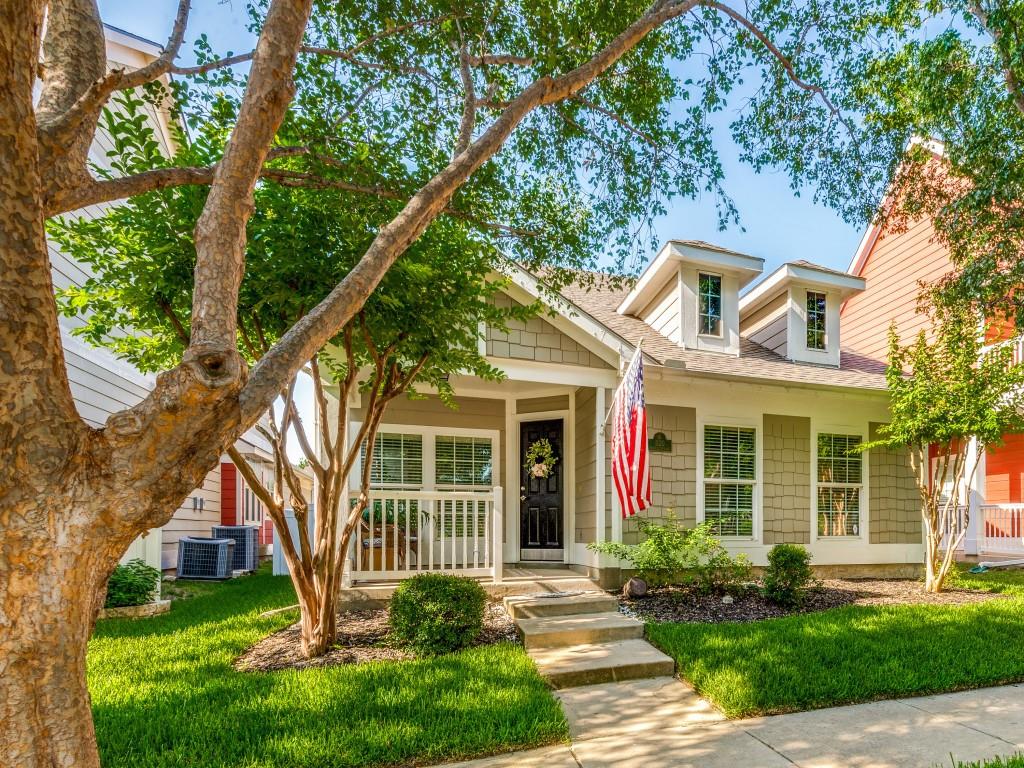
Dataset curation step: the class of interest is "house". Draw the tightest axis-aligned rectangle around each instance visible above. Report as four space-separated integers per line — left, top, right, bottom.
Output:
841 141 1024 559
334 239 925 588
53 26 281 572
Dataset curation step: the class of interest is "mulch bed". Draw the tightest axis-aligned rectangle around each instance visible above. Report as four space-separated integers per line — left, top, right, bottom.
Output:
620 579 1007 624
235 602 518 672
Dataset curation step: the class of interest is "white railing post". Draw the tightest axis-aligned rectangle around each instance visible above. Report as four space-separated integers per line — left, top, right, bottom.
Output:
492 486 503 583
965 438 984 555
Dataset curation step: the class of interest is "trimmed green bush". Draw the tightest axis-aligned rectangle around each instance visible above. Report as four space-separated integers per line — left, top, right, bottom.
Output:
389 573 487 655
762 544 814 606
105 558 161 608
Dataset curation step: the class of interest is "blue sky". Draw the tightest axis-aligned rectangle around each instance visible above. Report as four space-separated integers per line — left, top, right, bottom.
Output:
97 0 867 278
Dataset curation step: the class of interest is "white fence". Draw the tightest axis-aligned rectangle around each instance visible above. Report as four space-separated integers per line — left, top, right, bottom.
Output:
939 504 969 551
348 487 503 583
979 504 1024 555
983 336 1024 367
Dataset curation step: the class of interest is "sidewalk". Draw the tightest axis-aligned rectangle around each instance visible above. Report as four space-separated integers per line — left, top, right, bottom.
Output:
440 679 1024 767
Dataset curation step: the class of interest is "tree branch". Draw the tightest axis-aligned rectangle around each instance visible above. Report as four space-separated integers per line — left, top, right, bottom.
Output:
970 2 1024 118
241 0 706 424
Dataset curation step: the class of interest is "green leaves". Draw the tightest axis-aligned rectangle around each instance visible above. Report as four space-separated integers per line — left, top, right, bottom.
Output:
870 306 1024 453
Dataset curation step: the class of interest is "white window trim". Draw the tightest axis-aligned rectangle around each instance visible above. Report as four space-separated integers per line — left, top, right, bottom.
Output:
811 422 870 543
697 271 725 339
806 290 827 351
696 415 762 542
353 422 501 493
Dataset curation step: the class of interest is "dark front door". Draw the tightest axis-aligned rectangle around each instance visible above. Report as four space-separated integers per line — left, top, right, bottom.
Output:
520 419 564 559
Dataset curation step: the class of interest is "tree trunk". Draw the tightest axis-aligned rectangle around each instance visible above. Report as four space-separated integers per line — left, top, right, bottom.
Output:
0 491 127 768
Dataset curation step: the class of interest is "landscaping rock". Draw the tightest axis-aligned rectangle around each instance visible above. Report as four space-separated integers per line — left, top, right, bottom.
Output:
98 599 171 619
622 577 648 599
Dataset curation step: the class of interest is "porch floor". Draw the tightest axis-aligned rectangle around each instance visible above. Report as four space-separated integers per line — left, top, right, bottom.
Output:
339 565 605 610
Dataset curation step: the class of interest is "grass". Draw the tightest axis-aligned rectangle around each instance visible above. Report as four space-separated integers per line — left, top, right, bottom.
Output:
646 567 1024 719
88 565 567 768
952 757 1024 768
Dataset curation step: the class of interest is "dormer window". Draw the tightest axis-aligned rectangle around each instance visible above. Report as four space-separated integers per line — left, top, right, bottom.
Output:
806 291 826 350
698 273 723 337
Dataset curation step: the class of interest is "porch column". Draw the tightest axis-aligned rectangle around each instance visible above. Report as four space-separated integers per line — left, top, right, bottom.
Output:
595 387 606 544
965 437 985 555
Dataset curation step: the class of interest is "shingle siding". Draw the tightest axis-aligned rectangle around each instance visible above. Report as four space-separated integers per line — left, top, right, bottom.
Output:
621 405 697 545
762 414 812 545
487 293 613 368
868 422 922 544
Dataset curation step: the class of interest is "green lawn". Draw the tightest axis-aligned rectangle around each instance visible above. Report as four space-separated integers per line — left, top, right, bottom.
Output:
88 566 567 768
954 757 1024 768
647 568 1024 719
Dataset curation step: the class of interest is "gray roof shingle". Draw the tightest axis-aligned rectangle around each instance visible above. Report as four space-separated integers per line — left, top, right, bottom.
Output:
557 273 888 391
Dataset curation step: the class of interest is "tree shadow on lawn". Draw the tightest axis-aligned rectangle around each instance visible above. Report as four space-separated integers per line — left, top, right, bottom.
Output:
647 599 1024 719
89 572 567 768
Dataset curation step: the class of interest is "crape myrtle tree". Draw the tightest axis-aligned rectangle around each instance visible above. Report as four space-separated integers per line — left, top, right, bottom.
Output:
50 110 522 657
2 0 913 764
866 307 1024 593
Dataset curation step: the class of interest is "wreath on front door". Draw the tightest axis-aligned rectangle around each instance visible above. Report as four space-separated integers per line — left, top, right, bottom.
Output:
524 438 558 479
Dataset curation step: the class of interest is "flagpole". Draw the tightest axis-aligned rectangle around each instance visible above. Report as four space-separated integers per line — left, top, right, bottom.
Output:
601 339 643 433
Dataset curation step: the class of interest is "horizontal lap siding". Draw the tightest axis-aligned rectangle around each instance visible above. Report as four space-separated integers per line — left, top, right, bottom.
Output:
841 217 953 362
574 387 597 544
986 434 1024 504
160 469 222 570
640 279 681 344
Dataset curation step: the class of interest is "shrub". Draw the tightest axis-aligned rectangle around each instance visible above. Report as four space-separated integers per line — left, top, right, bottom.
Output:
588 511 700 586
684 523 753 595
105 559 161 608
389 573 487 655
762 544 814 606
588 513 752 592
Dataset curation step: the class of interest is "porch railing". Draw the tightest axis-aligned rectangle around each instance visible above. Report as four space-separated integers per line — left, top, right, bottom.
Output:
940 504 969 551
348 487 503 583
979 503 1024 555
982 336 1024 367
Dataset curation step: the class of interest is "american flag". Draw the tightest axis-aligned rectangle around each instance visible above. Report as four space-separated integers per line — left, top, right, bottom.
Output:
611 345 650 518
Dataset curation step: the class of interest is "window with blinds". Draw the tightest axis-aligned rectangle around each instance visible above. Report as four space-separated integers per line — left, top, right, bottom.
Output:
435 436 493 488
367 433 423 487
817 433 862 536
703 425 756 536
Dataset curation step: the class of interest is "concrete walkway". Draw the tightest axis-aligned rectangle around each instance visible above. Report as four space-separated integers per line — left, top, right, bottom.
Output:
440 680 1024 767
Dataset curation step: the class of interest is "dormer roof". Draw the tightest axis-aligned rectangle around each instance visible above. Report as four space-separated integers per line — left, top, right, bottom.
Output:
739 260 865 319
617 240 764 317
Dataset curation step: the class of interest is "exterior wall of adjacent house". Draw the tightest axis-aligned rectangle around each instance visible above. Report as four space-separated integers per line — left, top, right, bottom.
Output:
840 215 953 362
985 433 1024 504
54 32 272 573
840 195 1024 534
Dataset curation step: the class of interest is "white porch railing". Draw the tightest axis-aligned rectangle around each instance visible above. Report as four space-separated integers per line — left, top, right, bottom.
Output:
982 336 1024 367
979 503 1024 555
940 504 969 550
348 487 503 583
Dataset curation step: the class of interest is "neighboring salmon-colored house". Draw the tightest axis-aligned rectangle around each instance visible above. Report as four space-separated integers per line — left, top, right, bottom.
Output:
840 148 1024 554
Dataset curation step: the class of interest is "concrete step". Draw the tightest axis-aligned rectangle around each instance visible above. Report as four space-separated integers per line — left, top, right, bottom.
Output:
517 612 644 650
504 592 619 620
530 638 675 689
